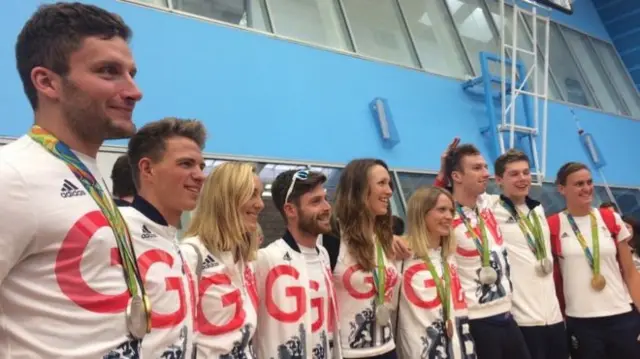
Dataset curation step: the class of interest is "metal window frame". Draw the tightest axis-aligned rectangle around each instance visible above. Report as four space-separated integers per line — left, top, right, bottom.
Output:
555 23 607 111
589 37 640 108
395 0 474 77
559 25 631 116
393 0 424 70
595 39 640 99
337 0 422 68
443 0 504 77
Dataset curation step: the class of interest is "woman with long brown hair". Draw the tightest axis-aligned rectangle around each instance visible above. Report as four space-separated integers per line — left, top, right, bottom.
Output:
396 186 475 359
180 162 265 358
331 158 400 359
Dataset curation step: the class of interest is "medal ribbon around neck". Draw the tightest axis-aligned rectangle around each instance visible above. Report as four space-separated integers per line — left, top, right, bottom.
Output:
372 241 387 307
565 211 600 276
28 126 151 330
503 201 547 260
456 205 491 267
422 251 451 325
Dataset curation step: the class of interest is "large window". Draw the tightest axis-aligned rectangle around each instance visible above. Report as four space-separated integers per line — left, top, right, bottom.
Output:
445 0 500 75
397 0 471 77
561 27 627 116
590 39 640 118
528 21 596 107
266 0 351 50
171 0 271 31
125 0 640 119
340 0 419 67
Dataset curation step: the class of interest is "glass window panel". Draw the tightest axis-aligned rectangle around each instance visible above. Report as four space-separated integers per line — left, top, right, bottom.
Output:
595 186 640 221
341 0 418 67
486 3 561 99
526 20 596 107
266 0 350 50
562 27 628 116
133 0 169 7
390 173 407 220
397 172 437 203
529 183 565 215
445 0 500 75
172 0 270 31
486 179 500 195
397 0 470 77
591 39 640 118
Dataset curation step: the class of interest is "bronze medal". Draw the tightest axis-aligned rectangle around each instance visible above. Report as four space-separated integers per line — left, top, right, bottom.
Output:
446 319 454 338
590 274 606 292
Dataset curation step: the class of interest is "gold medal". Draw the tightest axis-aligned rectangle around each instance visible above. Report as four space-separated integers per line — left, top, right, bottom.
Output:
590 274 606 292
446 319 454 338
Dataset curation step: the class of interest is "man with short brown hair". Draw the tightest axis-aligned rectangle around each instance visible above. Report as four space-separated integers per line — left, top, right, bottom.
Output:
435 139 533 359
0 2 144 357
121 117 207 358
254 169 340 359
111 154 136 206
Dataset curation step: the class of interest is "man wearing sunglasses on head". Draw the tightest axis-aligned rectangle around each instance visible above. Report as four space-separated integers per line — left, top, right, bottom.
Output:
254 169 341 359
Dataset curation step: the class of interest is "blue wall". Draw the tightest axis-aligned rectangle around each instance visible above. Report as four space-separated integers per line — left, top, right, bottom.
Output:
592 0 640 90
543 0 611 40
1 0 638 187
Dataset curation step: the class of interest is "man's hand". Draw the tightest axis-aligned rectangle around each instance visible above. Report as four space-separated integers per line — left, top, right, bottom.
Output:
437 137 460 184
392 235 412 260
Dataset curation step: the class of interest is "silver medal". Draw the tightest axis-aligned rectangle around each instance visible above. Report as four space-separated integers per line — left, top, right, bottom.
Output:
540 258 553 276
479 266 497 285
375 304 390 325
126 295 148 339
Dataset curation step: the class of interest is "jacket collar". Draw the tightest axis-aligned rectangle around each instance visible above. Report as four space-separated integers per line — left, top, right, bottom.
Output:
283 229 319 254
499 194 540 212
131 195 168 226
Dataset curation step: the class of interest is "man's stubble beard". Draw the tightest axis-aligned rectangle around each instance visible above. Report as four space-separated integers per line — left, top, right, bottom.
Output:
298 209 331 238
61 78 135 145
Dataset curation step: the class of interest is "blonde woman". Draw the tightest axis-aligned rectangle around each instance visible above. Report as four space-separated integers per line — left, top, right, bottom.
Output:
396 186 475 359
180 162 265 358
330 158 400 359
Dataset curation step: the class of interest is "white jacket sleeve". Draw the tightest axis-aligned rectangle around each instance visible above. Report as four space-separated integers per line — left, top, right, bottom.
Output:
0 160 37 283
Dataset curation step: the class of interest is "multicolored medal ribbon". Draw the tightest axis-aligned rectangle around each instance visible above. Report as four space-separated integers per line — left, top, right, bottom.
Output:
423 251 453 338
565 211 606 292
502 201 552 276
372 241 390 326
457 205 496 285
28 125 151 338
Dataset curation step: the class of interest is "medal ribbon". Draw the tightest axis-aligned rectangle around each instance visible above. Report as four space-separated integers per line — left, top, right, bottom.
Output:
372 241 386 306
456 205 491 267
502 202 546 260
28 126 150 319
565 211 600 276
422 252 451 323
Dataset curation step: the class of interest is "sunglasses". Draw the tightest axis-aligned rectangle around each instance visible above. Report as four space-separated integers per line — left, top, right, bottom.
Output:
284 170 309 204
